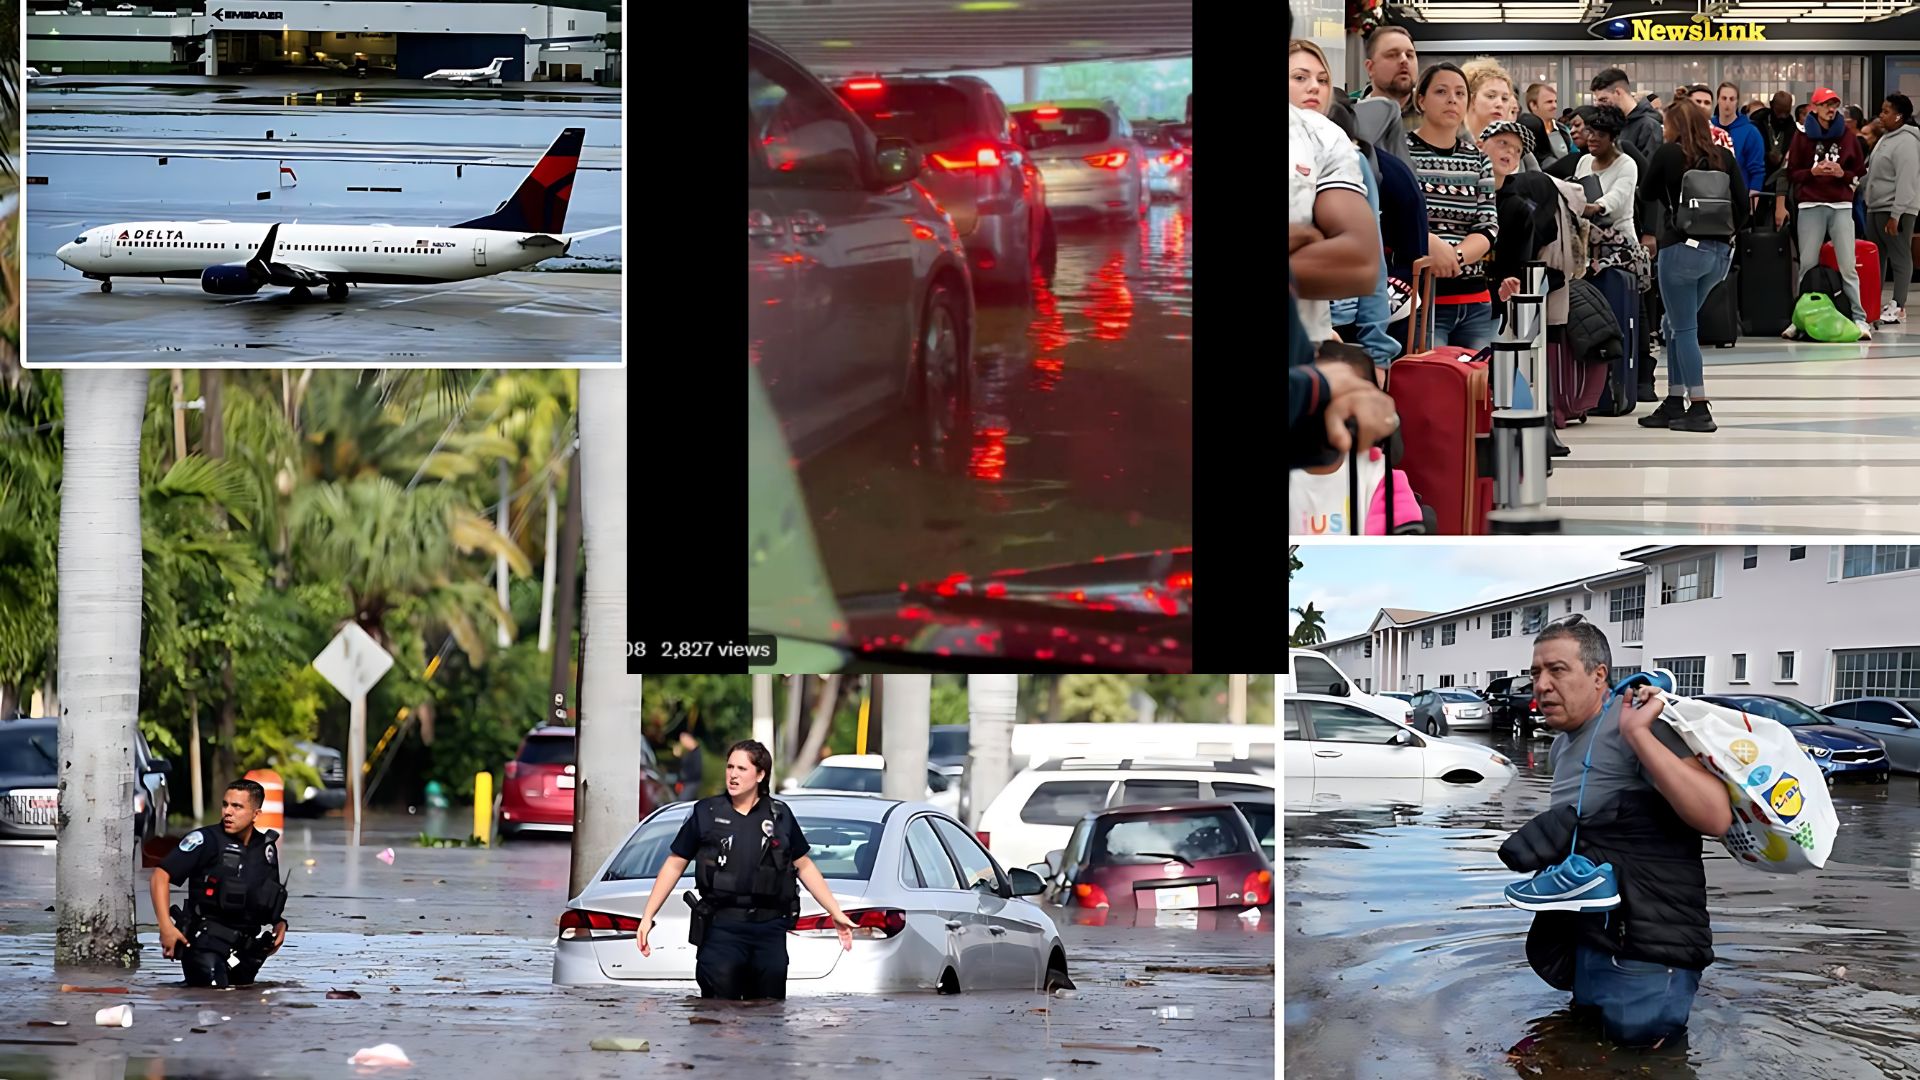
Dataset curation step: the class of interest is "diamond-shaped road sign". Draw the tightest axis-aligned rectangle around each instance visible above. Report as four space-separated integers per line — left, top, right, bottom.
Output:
312 622 395 700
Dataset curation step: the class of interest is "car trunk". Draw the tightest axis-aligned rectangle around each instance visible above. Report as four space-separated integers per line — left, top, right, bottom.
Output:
837 83 989 237
580 881 872 982
516 763 575 809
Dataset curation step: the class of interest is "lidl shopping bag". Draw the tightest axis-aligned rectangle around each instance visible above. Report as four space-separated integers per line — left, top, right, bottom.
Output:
1654 692 1837 872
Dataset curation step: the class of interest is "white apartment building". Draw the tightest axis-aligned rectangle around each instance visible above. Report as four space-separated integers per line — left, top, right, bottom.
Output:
1306 544 1920 706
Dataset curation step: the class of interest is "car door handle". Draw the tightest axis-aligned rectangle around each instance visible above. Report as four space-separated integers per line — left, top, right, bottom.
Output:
1314 750 1343 758
945 920 963 931
988 926 1007 937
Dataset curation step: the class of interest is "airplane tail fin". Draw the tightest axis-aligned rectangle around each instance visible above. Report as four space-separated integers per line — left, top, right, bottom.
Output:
451 127 584 233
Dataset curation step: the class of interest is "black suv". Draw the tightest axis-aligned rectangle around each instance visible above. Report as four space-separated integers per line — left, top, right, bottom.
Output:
1485 675 1543 737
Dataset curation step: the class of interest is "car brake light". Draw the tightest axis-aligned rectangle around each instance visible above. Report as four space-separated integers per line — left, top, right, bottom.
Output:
844 79 885 94
1035 106 1061 119
1242 870 1273 906
1073 883 1110 909
1159 151 1187 167
1084 151 1130 170
928 146 1006 172
793 908 907 938
976 830 990 849
505 761 520 779
556 909 640 940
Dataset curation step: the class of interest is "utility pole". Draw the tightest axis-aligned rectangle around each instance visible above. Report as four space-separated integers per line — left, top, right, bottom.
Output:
878 676 931 805
1229 674 1248 724
967 675 1018 831
752 675 775 788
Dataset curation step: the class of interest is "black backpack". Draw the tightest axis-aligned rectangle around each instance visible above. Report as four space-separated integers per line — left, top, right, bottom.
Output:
1676 158 1735 239
1798 264 1854 320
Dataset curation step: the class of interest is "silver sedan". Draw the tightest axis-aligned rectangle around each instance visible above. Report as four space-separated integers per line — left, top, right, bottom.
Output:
552 794 1075 995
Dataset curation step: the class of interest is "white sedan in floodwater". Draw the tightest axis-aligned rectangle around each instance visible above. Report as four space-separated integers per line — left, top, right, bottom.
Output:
1284 693 1516 784
551 794 1074 995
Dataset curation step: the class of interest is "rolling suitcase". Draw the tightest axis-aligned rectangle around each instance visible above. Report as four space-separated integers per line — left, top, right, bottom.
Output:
1699 264 1742 348
1589 266 1639 416
1738 193 1795 336
1387 349 1491 536
1821 239 1881 324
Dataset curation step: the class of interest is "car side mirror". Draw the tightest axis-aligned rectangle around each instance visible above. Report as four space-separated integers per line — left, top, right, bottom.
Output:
1392 729 1414 747
1008 868 1046 897
1330 681 1350 697
871 136 922 186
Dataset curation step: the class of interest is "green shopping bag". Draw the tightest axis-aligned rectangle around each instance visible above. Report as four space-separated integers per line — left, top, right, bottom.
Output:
1793 292 1861 342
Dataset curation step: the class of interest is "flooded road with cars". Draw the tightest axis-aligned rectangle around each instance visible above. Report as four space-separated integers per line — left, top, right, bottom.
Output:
0 809 1271 1079
796 200 1194 598
1284 728 1920 1080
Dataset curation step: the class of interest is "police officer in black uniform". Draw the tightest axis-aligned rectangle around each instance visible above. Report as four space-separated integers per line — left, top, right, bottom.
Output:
632 739 857 999
151 779 289 988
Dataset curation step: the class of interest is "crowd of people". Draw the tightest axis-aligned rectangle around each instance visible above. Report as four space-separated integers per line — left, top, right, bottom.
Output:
1291 9 1920 530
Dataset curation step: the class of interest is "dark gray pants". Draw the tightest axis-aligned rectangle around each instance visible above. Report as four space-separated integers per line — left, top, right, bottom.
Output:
1868 210 1918 309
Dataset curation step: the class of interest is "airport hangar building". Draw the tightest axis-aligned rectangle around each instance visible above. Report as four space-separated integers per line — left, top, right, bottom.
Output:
26 1 614 81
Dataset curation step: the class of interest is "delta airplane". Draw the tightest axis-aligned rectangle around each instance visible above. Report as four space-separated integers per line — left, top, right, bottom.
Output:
423 57 511 85
54 128 617 301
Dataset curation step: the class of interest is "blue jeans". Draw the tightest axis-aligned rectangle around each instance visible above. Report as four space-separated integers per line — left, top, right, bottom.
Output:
1654 240 1733 398
1572 944 1702 1047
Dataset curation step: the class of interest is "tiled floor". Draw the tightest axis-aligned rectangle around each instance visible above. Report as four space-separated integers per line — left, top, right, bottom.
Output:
1550 310 1920 534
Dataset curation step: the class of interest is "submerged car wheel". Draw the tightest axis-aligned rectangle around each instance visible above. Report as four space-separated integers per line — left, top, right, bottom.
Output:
912 280 971 472
1034 209 1058 280
1045 952 1074 993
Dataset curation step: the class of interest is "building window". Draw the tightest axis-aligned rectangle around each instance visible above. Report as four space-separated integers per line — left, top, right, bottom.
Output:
1522 603 1548 635
1487 669 1508 682
1841 545 1920 579
1442 623 1456 646
568 18 576 29
1421 627 1434 649
1564 598 1573 613
1439 675 1454 687
1364 639 1373 659
1492 612 1511 639
1612 664 1642 679
1833 648 1920 697
1584 592 1592 611
1778 651 1798 683
1743 545 1758 570
1416 674 1425 690
1655 656 1706 697
1790 546 1806 561
1660 556 1716 605
1732 653 1748 683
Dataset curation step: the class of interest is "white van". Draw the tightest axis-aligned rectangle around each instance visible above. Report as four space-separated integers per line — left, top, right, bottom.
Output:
1285 647 1410 723
1010 723 1274 771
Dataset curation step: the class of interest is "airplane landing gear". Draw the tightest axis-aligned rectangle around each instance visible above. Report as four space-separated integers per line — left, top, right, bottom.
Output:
100 279 112 294
291 286 312 301
327 282 349 302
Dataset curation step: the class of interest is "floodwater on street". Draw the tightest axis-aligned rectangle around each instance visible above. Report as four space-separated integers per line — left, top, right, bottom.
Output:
1284 729 1920 1080
0 811 1272 1079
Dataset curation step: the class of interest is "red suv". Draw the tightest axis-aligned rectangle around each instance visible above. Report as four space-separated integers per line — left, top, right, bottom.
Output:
1044 800 1272 911
499 726 675 839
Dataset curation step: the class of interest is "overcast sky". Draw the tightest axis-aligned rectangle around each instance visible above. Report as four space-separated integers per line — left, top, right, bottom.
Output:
1290 542 1641 643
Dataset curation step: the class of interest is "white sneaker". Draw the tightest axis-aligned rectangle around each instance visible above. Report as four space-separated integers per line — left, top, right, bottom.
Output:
1856 319 1874 340
1780 324 1802 340
1884 303 1904 325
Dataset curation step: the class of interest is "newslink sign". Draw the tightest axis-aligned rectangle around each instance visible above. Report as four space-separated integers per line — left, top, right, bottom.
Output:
1589 12 1769 42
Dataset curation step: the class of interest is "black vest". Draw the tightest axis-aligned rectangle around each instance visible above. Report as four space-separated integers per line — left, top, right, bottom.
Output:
190 827 287 927
691 795 799 915
1499 790 1714 984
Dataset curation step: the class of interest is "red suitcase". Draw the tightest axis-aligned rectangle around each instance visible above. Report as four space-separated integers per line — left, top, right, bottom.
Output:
1821 239 1881 324
1388 349 1491 535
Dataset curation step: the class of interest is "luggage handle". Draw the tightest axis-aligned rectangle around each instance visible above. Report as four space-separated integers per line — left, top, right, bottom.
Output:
1408 256 1435 357
1346 418 1396 536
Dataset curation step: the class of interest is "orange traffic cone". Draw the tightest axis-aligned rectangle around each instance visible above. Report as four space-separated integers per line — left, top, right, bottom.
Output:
245 769 284 831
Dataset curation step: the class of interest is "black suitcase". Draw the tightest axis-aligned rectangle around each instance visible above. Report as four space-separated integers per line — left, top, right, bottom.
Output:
1700 264 1742 348
1589 266 1640 416
1738 194 1795 336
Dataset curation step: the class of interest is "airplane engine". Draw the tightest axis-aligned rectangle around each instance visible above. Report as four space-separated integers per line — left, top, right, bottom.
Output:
201 264 263 296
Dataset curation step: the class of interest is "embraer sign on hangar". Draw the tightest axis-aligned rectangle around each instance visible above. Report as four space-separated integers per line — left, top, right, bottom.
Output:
209 8 286 20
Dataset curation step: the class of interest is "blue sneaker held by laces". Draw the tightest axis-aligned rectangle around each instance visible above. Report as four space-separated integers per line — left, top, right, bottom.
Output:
1504 853 1621 913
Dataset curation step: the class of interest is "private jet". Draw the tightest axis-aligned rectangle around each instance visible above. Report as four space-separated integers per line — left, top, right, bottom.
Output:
423 57 511 86
54 127 618 301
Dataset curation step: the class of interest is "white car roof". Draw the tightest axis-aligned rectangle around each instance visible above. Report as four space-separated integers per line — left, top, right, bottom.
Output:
817 754 891 768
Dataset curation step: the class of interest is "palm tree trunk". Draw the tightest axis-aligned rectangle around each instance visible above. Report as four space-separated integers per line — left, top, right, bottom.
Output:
201 371 237 787
537 478 557 653
496 460 511 647
547 445 582 722
966 675 1018 830
54 368 147 968
569 367 634 899
796 674 842 770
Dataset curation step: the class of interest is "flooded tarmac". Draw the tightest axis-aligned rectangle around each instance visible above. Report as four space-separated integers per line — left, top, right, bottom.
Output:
794 199 1193 596
1284 730 1920 1080
0 811 1272 1079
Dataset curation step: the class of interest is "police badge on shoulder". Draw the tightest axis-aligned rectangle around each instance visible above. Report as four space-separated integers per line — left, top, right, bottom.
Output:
179 831 204 852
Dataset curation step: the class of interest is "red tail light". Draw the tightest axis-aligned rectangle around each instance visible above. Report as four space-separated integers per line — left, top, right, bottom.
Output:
556 909 640 940
1073 883 1110 909
1243 870 1274 906
505 761 520 779
1158 151 1187 167
928 146 1006 172
844 79 885 94
1035 106 1061 119
976 830 990 849
792 908 907 938
1084 151 1131 170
